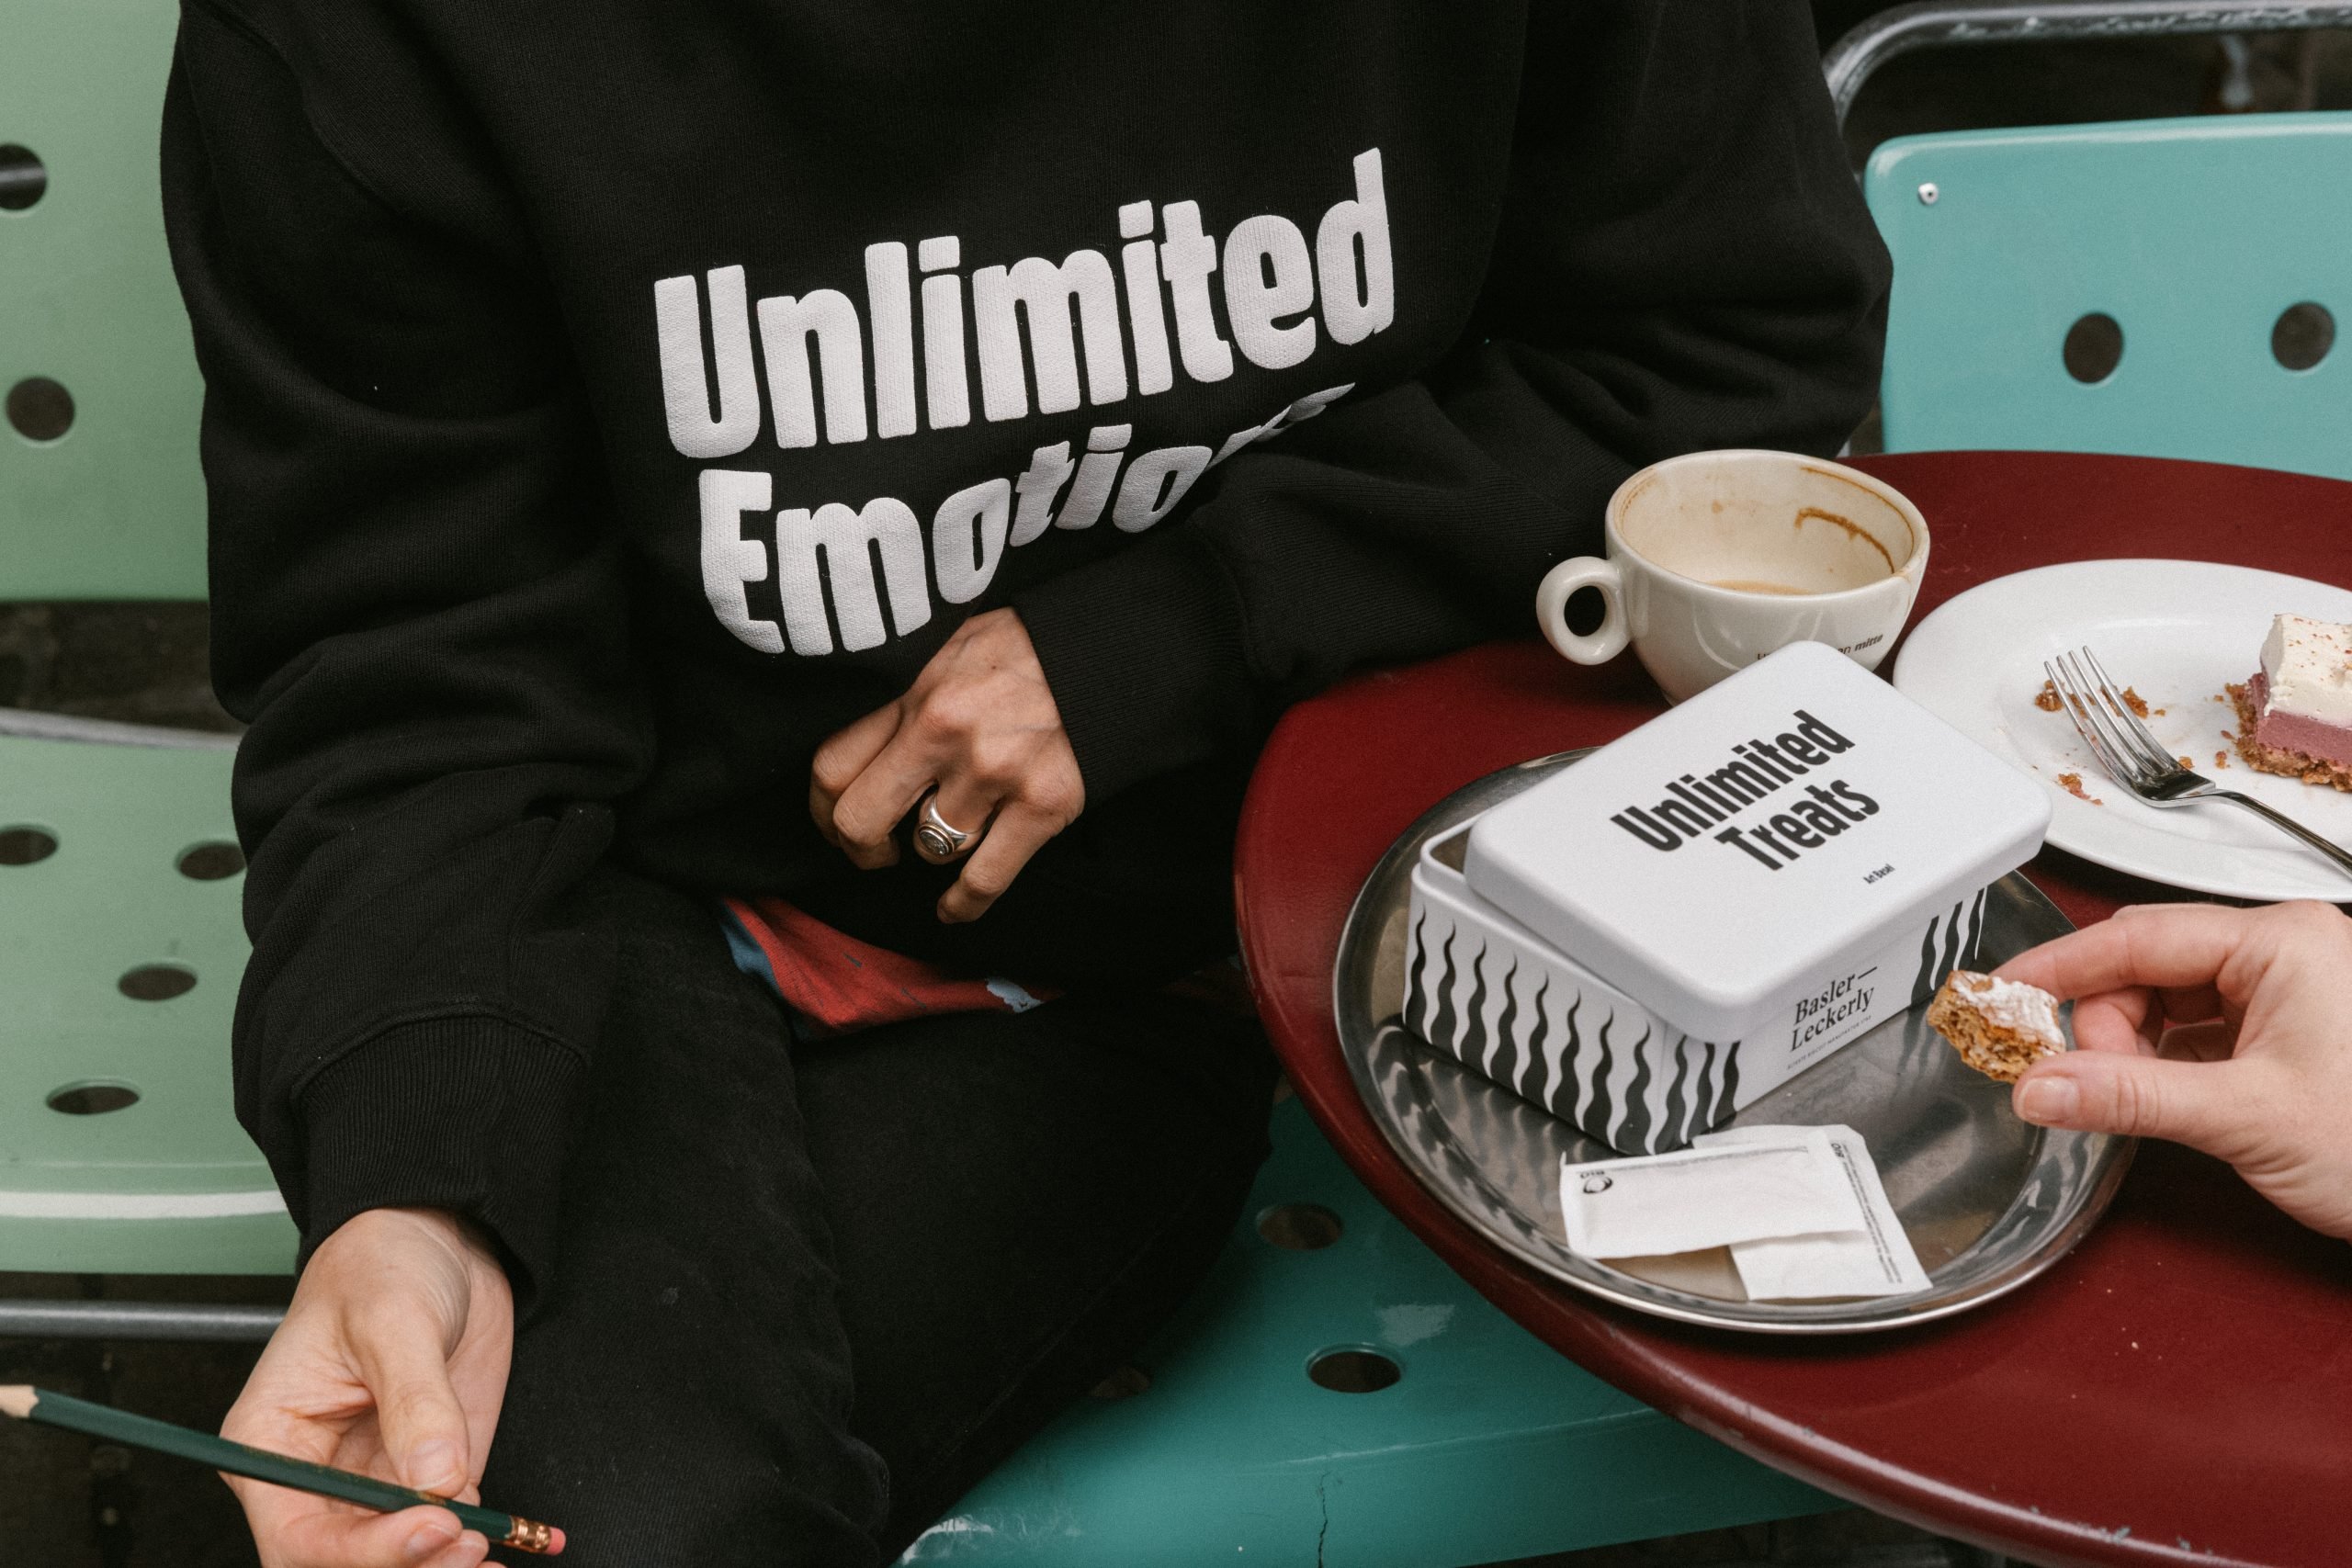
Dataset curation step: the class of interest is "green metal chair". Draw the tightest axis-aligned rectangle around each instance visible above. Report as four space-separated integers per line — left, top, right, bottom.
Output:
920 1097 1829 1565
1867 112 2352 478
2 0 1838 1559
0 0 294 1292
1830 1 2352 479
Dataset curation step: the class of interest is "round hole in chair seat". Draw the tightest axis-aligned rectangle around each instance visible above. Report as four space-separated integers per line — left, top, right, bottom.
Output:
1307 1348 1401 1393
119 964 196 1001
1088 1365 1152 1400
48 1082 140 1115
2273 302 2335 371
6 377 74 441
2062 312 2124 385
176 841 246 880
0 144 44 210
1257 1202 1344 1251
0 826 57 865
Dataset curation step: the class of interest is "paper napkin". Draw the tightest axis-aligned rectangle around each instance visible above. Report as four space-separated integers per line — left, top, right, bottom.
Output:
1558 1129 1865 1259
1694 1123 1930 1300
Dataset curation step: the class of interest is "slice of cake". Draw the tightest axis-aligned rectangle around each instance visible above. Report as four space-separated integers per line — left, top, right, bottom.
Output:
1926 970 2064 1083
2229 614 2352 791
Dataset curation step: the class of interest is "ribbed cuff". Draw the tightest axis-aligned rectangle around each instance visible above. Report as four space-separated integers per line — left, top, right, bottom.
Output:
297 1017 585 1312
1012 532 1256 805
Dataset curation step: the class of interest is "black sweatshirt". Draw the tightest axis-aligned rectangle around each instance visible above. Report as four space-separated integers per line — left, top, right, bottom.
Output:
161 0 1890 1295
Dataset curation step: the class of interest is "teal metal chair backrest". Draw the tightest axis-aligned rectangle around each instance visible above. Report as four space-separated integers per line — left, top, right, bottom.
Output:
1 0 208 600
1867 112 2352 480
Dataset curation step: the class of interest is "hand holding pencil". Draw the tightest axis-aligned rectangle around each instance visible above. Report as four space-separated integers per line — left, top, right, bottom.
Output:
223 1206 524 1568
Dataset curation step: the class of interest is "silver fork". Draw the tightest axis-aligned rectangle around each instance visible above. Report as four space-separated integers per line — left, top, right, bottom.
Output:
2044 648 2352 882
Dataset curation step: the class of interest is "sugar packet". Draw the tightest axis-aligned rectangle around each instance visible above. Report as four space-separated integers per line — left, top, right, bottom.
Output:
1694 1123 1930 1300
1558 1129 1865 1259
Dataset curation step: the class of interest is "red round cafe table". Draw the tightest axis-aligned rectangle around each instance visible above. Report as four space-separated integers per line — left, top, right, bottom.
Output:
1234 452 2352 1568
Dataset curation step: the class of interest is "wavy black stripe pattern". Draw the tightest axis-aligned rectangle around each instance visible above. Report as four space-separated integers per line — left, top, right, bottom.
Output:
1659 1035 1694 1151
1907 889 1995 1007
1403 908 1432 1041
1513 976 1550 1105
1588 1012 1619 1147
1459 945 1493 1076
1616 1021 1656 1152
1408 900 1757 1154
1427 926 1462 1054
1489 958 1521 1081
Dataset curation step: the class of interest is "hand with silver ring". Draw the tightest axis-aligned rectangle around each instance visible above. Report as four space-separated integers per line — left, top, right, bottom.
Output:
912 792 978 863
811 608 1086 923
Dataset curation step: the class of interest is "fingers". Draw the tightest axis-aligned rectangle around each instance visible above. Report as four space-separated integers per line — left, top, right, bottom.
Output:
939 801 1061 924
1994 902 2255 1002
2065 989 2157 1055
237 1496 482 1568
2012 1050 2263 1163
810 705 902 854
342 1306 472 1496
812 608 1081 897
820 698 1039 872
419 1532 492 1568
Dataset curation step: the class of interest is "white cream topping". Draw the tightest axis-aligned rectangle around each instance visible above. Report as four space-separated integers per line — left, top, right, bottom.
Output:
1952 971 2064 1051
2259 614 2352 728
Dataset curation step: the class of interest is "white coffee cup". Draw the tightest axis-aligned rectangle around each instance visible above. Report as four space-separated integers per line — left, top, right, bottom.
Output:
1535 449 1928 703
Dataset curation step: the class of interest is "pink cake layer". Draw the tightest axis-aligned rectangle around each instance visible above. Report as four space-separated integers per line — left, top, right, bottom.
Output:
2247 669 2352 768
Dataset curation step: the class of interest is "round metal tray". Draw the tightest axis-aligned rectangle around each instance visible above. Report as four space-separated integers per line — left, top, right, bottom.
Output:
1336 750 2133 1334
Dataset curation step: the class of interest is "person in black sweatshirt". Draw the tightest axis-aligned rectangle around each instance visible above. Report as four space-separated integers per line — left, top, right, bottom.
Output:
161 4 1890 1564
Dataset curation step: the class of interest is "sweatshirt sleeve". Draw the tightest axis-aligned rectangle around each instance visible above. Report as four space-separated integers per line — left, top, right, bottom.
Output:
1012 1 1890 802
163 1 652 1296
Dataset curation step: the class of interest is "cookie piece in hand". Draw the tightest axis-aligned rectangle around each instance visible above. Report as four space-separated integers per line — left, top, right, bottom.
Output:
1928 970 2065 1083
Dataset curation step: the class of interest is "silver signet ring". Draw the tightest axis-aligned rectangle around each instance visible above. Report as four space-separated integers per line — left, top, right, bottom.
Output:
913 792 976 863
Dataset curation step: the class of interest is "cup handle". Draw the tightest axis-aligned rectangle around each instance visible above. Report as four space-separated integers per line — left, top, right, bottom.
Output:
1534 556 1629 665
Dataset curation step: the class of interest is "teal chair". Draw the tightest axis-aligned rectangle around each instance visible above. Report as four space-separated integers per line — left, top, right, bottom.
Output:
1 0 1838 1559
0 0 292 1287
1867 112 2352 479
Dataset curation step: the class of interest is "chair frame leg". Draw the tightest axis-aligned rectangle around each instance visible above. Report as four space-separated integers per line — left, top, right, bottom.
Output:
0 1299 281 1342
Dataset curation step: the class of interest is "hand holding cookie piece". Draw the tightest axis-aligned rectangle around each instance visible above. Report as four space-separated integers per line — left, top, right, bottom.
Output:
1927 969 2066 1083
1992 901 2352 1241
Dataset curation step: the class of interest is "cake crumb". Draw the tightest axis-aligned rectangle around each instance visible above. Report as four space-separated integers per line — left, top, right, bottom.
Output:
2177 756 2193 770
2121 687 2151 718
2057 772 2101 804
2033 680 2063 713
2215 750 2230 769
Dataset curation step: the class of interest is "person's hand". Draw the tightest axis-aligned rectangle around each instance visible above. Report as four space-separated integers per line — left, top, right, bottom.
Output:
810 607 1085 923
1996 900 2352 1239
223 1207 514 1568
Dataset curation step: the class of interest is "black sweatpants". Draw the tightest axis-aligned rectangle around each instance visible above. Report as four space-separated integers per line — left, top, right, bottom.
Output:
476 872 1277 1566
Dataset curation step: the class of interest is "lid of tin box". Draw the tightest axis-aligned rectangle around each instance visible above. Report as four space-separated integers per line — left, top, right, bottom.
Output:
1460 640 2050 1043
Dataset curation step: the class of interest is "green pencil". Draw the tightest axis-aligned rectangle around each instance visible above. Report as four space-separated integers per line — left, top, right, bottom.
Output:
1 1385 563 1555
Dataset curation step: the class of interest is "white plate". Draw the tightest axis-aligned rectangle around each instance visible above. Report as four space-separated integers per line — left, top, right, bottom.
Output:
1894 559 2352 903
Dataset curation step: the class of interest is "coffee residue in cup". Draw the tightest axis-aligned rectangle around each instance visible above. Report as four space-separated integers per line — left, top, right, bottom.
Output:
1708 579 1810 595
1792 506 1896 575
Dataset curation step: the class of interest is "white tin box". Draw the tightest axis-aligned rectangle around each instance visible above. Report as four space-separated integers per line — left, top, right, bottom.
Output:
1403 640 2049 1155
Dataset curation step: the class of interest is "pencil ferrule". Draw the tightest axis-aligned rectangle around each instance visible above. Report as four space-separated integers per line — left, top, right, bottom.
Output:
503 1517 557 1555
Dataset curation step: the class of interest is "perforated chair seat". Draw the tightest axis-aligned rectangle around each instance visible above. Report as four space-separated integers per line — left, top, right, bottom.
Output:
905 1098 1833 1567
0 733 295 1275
1869 113 2352 479
1 0 288 1278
